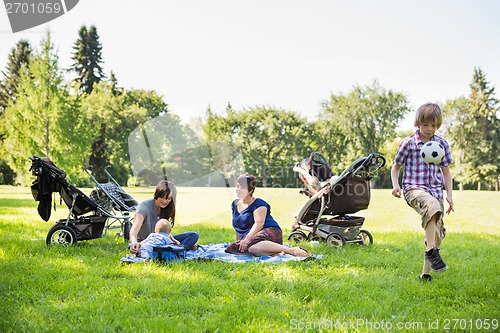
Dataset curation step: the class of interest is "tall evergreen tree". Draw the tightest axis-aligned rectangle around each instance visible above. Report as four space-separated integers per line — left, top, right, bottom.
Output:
0 40 32 184
0 40 32 115
70 25 105 94
466 68 499 190
109 70 121 96
444 68 500 190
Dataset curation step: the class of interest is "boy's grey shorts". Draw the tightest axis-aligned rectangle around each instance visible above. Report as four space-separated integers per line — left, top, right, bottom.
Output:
404 189 446 247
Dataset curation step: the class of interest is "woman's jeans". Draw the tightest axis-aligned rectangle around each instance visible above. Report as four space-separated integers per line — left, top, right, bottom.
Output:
173 232 199 250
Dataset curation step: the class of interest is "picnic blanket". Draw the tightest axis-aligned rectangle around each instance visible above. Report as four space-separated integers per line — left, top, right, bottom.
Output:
120 242 322 264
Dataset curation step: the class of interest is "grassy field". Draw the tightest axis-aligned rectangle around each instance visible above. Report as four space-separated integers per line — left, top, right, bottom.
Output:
0 185 499 332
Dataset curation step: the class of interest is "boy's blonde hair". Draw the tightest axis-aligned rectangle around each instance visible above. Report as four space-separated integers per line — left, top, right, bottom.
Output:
155 219 172 234
414 102 442 128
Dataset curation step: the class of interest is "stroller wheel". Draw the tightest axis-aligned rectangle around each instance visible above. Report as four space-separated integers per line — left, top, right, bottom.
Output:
46 224 77 247
326 233 346 248
288 231 308 243
123 221 132 241
308 234 322 242
357 229 373 245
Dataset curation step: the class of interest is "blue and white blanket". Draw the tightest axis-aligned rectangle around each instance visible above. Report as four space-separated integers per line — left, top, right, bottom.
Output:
120 242 322 264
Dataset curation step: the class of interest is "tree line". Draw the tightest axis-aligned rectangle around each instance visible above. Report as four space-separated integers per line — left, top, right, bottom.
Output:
0 26 498 190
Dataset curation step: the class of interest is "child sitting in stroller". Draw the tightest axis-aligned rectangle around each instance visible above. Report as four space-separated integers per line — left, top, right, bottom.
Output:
137 219 180 259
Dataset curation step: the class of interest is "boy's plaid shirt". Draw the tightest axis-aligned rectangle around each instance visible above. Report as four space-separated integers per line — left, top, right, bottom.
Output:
394 130 453 201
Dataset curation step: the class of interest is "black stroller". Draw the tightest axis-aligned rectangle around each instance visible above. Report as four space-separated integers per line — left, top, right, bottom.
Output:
288 152 385 248
29 156 134 246
85 165 137 240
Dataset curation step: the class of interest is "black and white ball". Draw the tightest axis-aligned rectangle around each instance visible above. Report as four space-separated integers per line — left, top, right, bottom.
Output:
421 141 445 165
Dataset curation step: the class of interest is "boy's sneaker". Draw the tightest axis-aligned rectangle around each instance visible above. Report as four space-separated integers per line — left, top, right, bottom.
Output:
425 248 448 272
418 274 433 282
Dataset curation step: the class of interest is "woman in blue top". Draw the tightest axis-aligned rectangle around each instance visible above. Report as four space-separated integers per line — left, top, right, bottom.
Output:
225 174 310 257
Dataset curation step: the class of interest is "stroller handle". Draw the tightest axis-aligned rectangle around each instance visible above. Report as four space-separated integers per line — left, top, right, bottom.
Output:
83 165 99 184
321 153 386 189
364 153 386 170
103 165 120 185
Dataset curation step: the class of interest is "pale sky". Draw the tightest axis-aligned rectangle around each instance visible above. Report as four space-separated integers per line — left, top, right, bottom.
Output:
1 0 499 128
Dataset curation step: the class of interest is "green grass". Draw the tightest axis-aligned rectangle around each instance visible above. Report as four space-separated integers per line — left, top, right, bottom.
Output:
0 186 499 332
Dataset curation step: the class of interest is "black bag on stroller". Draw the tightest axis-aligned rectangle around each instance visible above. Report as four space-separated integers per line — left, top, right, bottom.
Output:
30 156 133 246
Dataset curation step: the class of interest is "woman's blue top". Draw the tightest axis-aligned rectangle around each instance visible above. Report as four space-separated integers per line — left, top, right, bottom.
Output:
231 198 281 239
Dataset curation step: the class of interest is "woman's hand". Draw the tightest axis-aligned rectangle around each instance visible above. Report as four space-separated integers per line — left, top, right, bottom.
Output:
129 212 145 255
238 238 250 252
238 206 266 252
129 241 141 255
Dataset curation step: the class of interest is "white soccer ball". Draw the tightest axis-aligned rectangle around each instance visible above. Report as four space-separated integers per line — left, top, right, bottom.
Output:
420 141 445 165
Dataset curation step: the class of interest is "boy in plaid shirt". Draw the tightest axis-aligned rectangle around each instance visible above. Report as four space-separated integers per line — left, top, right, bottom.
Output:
391 102 454 281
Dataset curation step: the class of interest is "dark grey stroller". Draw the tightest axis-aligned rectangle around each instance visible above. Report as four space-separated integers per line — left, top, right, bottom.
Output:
29 156 133 246
289 152 385 248
85 165 137 240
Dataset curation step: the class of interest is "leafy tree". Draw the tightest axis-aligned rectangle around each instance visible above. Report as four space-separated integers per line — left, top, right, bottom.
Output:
308 118 351 175
80 82 147 184
201 103 234 145
128 108 203 186
441 96 470 189
70 25 105 94
203 106 311 187
81 85 191 185
199 104 243 186
3 33 88 185
320 80 410 176
123 88 169 119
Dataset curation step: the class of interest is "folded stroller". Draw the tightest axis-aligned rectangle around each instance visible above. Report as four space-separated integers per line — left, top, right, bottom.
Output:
289 152 385 247
85 165 137 240
29 156 133 246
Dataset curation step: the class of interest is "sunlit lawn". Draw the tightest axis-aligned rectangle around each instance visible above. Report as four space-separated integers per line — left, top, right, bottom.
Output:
0 186 499 332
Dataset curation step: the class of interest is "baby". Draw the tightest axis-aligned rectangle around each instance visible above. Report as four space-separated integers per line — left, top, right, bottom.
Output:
138 218 180 258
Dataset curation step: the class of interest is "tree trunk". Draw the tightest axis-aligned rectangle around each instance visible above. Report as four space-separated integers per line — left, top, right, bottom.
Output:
459 182 464 191
477 182 481 191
